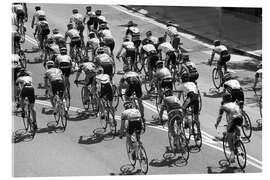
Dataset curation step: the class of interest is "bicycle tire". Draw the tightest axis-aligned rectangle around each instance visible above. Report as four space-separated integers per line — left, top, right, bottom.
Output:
192 120 202 149
235 140 247 169
108 109 117 135
126 136 137 167
222 133 231 162
212 68 222 89
60 104 68 131
112 85 120 110
80 86 90 110
241 110 252 140
138 145 148 174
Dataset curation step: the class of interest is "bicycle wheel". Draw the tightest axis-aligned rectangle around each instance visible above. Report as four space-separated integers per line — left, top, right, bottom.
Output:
212 68 222 89
135 55 144 73
138 145 149 174
81 86 90 110
126 137 137 166
222 134 230 162
241 111 252 140
108 109 117 135
112 85 120 110
60 104 68 130
168 118 177 151
192 120 202 149
235 140 247 169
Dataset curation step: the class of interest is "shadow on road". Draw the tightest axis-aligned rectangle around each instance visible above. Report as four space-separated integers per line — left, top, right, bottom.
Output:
41 107 54 115
207 159 245 173
12 129 34 143
109 164 141 175
227 59 259 72
252 119 262 131
68 110 96 122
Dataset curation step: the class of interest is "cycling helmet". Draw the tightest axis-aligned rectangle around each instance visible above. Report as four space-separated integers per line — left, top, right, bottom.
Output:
86 6 92 11
95 10 101 16
123 101 134 109
35 6 41 11
182 55 190 62
98 16 106 23
223 72 232 82
46 60 54 69
127 20 136 27
181 73 189 83
52 28 59 34
72 9 78 14
17 69 31 77
99 23 107 30
156 60 163 68
213 40 221 47
146 30 152 37
47 38 54 44
88 31 96 38
158 36 165 43
67 23 73 29
60 47 67 54
222 92 232 104
96 48 105 54
164 88 173 97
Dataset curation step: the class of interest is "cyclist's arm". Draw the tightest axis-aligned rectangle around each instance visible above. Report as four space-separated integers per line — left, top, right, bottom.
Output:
215 106 224 127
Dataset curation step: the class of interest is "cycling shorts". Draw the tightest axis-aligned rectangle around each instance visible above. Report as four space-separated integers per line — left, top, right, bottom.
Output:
219 51 231 65
231 89 244 103
171 36 180 50
227 116 243 133
133 40 141 49
125 79 142 98
51 79 65 99
185 91 199 115
189 72 199 83
100 83 113 101
100 63 113 78
104 38 115 53
127 120 142 135
59 62 71 77
160 78 173 90
21 85 35 104
148 54 159 71
166 51 177 68
70 37 81 49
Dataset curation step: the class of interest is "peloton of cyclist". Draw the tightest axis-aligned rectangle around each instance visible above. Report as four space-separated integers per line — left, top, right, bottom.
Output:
33 16 50 51
119 66 145 127
74 57 97 105
65 23 81 59
51 28 66 48
180 55 199 83
215 93 243 163
94 48 114 80
86 31 100 59
16 69 37 130
70 9 84 41
31 6 46 30
116 37 136 70
12 3 28 26
158 37 177 69
164 21 181 51
119 101 143 161
92 67 114 119
208 40 231 73
178 73 200 128
44 61 66 115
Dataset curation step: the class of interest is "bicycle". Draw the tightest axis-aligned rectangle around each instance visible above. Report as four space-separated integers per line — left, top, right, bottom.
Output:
20 97 37 138
209 59 225 89
126 129 148 174
222 128 247 169
77 80 97 111
167 110 189 161
53 91 68 131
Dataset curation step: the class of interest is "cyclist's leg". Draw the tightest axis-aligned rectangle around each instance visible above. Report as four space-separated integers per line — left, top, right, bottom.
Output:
107 84 114 115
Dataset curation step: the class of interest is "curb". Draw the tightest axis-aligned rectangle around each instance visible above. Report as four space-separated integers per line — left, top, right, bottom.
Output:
120 5 262 60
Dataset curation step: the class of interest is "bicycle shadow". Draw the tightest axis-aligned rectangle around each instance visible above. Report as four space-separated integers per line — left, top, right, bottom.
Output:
37 122 65 134
149 146 188 168
12 129 34 143
252 119 262 131
203 89 223 98
207 159 245 173
35 95 49 101
68 110 96 122
109 164 141 175
41 107 54 115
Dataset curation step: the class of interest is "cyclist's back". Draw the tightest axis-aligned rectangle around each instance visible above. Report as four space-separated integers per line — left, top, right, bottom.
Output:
66 28 80 39
163 95 182 113
45 67 63 81
156 67 172 80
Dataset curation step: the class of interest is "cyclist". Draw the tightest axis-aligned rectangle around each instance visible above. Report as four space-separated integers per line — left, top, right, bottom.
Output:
119 66 145 126
144 30 158 49
83 6 96 32
208 40 231 73
253 63 262 90
55 47 72 97
222 73 244 108
16 69 37 130
215 93 243 163
86 31 100 59
140 39 159 78
180 55 199 83
31 6 46 30
12 3 27 26
150 60 173 92
119 101 143 160
94 48 114 80
51 28 66 48
158 37 177 69
44 37 60 63
116 37 136 70
178 73 200 128
33 16 50 51
92 67 114 119
44 61 66 115
97 41 112 58
93 10 106 31
164 22 181 51
65 23 81 59
70 9 84 41
97 23 115 57
159 88 183 125
125 21 141 50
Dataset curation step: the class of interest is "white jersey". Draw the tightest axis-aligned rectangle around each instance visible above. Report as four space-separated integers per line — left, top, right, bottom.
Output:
66 29 80 39
96 74 111 84
33 10 46 24
13 4 24 13
12 54 21 68
166 26 178 38
87 38 100 50
99 29 113 39
148 36 158 44
222 102 242 124
79 62 96 74
70 13 83 25
158 42 174 54
214 45 228 54
142 44 156 52
97 15 106 22
16 76 33 87
224 79 241 90
55 55 72 64
178 82 198 94
52 33 65 40
122 41 135 50
121 108 141 121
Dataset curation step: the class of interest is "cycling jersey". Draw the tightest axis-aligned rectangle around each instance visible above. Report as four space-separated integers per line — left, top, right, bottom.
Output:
44 68 63 81
33 10 46 25
79 62 96 75
148 36 158 45
95 74 111 84
158 42 175 54
184 62 197 73
178 82 199 94
163 95 182 113
37 20 50 36
124 71 140 81
47 43 60 55
12 54 22 69
87 38 100 50
16 75 35 104
126 26 140 41
65 29 80 39
142 44 156 53
166 26 178 38
224 79 241 90
99 29 113 39
221 102 242 124
95 53 112 64
51 33 65 42
70 13 83 25
55 55 71 66
121 108 141 121
214 45 228 54
156 67 172 81
123 41 136 50
16 75 33 88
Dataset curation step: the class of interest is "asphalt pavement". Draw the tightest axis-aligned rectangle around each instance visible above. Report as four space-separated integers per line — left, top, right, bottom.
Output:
12 3 262 177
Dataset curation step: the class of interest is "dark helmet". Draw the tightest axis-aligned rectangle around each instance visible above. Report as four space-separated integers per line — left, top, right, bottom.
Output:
86 6 92 11
88 31 96 38
213 40 221 47
164 88 173 97
67 23 73 29
182 55 190 62
146 30 152 37
52 28 59 34
156 60 163 68
72 9 78 14
222 92 232 104
47 38 54 44
95 10 101 16
60 47 67 54
123 101 134 109
127 20 135 27
35 6 41 11
181 73 189 83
